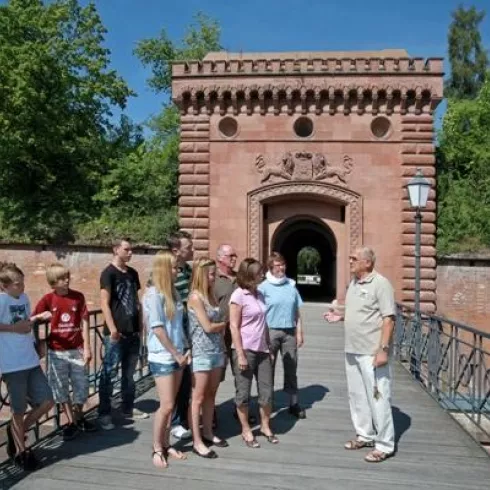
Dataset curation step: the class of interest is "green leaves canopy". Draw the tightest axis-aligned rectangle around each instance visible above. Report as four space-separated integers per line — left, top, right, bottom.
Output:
0 0 132 242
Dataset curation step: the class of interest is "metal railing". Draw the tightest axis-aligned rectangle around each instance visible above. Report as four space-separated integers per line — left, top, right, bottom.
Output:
0 309 149 452
394 303 490 441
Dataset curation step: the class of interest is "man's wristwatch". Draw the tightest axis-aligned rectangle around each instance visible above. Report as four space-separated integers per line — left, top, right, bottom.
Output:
381 344 390 353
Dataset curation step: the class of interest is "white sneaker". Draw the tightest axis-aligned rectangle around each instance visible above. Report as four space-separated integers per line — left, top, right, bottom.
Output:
98 415 115 430
170 425 192 440
123 407 150 420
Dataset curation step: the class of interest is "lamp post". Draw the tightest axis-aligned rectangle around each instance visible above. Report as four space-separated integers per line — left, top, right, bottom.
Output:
406 168 431 379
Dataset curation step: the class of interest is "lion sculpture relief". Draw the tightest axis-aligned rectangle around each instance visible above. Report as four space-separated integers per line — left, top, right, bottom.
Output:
256 152 295 183
313 154 353 183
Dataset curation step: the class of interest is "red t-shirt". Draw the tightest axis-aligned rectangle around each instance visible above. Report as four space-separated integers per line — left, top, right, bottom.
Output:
33 289 89 351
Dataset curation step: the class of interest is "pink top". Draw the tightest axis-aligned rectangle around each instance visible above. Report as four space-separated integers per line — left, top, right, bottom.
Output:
230 287 269 353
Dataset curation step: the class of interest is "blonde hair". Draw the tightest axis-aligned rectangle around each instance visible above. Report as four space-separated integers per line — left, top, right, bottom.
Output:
152 250 178 320
190 257 216 304
46 263 70 286
0 262 24 288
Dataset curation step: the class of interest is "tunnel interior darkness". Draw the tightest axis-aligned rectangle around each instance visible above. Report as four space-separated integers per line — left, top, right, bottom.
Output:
271 217 337 302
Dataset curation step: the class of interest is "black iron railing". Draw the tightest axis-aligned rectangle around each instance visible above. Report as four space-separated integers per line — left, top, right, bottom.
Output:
394 303 490 441
0 309 149 452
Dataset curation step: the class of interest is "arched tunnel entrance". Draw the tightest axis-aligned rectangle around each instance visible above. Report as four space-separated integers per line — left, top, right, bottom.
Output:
271 217 336 302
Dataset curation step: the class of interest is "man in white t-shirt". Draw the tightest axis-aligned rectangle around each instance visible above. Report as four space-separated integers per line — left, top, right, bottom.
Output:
0 263 54 471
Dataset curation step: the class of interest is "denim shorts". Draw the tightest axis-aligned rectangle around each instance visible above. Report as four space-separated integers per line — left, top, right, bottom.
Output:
192 353 225 372
149 361 181 377
2 366 54 414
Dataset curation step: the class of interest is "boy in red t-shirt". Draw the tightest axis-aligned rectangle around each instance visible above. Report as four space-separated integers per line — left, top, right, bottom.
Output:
34 263 96 439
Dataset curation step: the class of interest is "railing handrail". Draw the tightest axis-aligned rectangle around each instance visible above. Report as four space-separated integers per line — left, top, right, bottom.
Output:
0 308 149 459
396 302 490 340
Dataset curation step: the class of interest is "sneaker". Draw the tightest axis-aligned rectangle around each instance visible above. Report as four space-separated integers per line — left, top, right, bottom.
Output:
62 423 80 441
77 417 98 432
170 425 192 440
122 407 150 420
288 404 306 419
13 450 40 472
98 414 115 430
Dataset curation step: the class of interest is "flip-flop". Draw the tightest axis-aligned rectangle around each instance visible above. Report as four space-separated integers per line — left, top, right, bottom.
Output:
151 449 168 469
260 431 279 444
165 446 187 460
242 435 260 448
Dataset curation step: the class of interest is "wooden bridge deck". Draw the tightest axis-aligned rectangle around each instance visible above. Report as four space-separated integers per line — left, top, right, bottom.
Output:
2 304 489 490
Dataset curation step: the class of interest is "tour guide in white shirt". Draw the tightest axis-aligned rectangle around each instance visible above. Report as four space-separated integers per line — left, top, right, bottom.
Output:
326 246 396 463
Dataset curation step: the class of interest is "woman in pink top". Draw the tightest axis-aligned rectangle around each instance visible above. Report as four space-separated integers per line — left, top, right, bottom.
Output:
229 258 278 448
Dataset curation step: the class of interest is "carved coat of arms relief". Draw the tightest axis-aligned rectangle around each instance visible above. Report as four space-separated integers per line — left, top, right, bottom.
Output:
255 151 353 186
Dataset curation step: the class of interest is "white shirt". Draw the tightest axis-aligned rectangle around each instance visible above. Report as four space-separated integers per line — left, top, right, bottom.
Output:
0 292 39 374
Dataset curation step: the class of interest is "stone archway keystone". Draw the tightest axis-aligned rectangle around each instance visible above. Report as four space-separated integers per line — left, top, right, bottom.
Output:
247 182 362 259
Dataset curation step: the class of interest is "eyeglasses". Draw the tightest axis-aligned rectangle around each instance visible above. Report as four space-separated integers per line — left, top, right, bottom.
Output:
224 254 237 258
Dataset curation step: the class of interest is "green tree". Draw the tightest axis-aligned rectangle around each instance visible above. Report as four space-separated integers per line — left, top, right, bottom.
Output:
0 0 133 242
135 12 222 93
437 77 490 253
83 13 222 244
445 6 488 99
297 247 321 275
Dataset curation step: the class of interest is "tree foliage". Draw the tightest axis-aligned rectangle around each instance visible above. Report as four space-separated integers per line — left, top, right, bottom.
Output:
87 12 223 244
297 247 321 275
445 6 488 99
0 0 133 243
437 5 490 254
437 77 490 253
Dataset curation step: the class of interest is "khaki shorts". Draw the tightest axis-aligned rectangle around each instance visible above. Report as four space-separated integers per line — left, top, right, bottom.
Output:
232 350 273 407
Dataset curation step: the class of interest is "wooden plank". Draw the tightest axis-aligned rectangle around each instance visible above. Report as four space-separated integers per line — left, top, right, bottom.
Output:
3 303 490 490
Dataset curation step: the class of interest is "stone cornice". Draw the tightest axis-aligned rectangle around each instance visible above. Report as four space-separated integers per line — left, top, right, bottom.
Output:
172 57 443 78
173 81 442 116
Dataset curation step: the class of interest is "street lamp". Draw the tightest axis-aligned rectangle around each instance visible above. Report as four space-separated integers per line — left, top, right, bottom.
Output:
406 168 431 379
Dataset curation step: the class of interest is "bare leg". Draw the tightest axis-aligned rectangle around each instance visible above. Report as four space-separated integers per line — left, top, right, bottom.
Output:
153 370 182 468
259 404 273 435
191 371 213 455
201 368 223 440
62 402 75 425
11 400 54 455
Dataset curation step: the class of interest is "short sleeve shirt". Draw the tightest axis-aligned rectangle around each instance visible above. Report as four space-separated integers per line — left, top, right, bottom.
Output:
143 286 184 364
258 279 303 329
100 264 141 335
33 289 88 350
213 272 237 324
344 271 396 355
0 292 39 374
229 287 268 353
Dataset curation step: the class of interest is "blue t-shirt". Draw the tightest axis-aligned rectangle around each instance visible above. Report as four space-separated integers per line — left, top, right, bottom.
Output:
0 292 39 374
258 279 303 330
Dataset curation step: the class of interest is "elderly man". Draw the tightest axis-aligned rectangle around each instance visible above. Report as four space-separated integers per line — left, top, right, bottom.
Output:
326 246 396 463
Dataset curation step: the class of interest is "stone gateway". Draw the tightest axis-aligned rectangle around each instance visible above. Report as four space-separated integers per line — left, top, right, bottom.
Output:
172 50 443 310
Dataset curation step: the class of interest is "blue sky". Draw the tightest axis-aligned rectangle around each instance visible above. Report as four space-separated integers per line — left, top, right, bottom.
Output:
4 0 490 128
90 0 490 129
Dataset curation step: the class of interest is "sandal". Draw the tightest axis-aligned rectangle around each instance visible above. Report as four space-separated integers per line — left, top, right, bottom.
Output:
260 431 279 444
364 449 394 463
242 435 260 448
344 439 375 450
151 449 168 469
165 446 187 460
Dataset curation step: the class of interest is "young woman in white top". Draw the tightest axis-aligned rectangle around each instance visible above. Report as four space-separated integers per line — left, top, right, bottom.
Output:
143 250 190 469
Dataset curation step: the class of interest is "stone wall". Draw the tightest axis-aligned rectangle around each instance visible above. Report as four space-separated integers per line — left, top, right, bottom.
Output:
2 245 488 335
436 255 490 335
0 244 157 309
